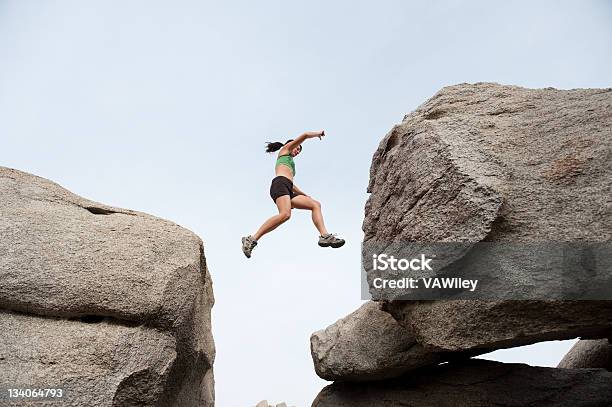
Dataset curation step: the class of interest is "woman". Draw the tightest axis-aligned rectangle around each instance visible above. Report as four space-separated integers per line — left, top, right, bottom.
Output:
241 130 345 258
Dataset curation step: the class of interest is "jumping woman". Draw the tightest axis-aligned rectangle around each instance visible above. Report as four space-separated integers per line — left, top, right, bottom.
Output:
241 130 345 258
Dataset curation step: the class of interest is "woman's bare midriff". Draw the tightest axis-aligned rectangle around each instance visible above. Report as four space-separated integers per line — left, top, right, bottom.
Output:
275 164 294 181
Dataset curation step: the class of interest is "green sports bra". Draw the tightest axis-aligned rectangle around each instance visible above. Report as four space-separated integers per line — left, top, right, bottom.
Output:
276 154 295 176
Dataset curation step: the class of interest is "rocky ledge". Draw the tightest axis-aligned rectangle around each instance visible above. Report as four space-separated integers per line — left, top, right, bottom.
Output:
0 167 215 406
311 83 612 405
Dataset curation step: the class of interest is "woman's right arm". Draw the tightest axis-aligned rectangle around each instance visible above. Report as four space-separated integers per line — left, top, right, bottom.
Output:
282 131 325 153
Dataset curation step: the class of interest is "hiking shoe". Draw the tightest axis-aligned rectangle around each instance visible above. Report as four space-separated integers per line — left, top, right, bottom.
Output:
318 233 345 248
241 235 258 258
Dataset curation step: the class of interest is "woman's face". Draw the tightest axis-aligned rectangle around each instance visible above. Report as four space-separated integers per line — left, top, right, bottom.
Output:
290 146 302 157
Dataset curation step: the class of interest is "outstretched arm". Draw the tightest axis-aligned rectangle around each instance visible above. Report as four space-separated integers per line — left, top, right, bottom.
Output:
282 130 325 153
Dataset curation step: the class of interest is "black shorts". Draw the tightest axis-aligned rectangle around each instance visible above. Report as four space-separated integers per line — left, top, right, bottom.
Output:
270 176 297 202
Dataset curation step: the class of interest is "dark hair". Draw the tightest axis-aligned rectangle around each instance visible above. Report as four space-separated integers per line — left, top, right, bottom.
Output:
265 139 302 153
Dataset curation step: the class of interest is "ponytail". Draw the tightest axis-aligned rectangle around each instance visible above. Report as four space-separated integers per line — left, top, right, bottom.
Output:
265 139 299 153
265 141 284 153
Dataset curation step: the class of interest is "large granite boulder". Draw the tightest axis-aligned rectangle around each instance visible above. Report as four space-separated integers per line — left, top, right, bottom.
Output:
363 83 611 300
312 360 612 407
0 167 215 406
558 339 611 369
311 83 612 382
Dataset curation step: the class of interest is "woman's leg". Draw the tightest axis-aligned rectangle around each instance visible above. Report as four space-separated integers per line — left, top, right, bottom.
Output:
252 195 292 241
291 195 329 236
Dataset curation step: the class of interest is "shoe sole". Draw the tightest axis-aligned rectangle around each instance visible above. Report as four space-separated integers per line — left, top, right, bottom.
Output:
319 241 345 248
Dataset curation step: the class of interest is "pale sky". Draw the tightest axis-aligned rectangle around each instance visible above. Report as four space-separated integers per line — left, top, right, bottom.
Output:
1 1 611 406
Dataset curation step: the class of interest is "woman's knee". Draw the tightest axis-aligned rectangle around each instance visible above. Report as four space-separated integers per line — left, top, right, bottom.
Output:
279 211 291 222
312 199 322 209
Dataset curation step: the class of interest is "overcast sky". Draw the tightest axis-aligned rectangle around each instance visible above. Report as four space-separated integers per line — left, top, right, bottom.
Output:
1 1 611 406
